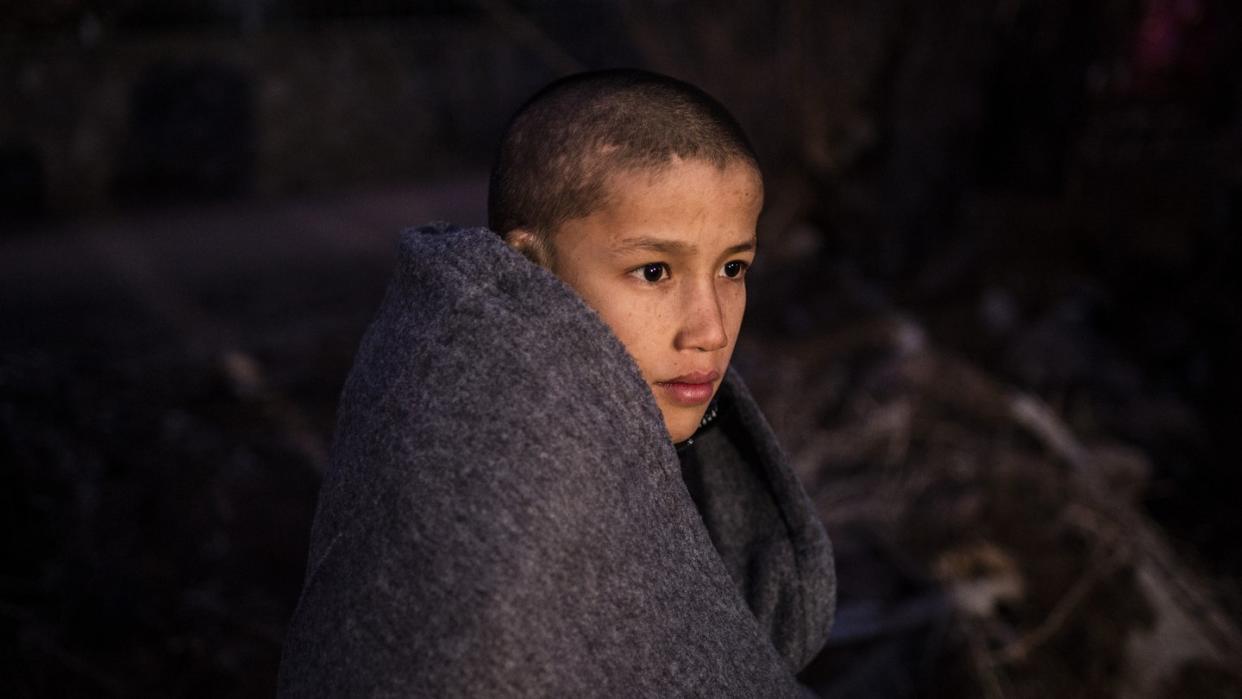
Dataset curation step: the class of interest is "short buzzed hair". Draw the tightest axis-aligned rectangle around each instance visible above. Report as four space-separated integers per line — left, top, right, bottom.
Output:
488 69 760 245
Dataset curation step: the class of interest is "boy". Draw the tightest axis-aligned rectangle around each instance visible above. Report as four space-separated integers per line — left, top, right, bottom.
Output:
279 70 835 697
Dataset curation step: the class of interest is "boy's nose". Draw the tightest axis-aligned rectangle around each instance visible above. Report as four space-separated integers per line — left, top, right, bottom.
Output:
674 283 729 352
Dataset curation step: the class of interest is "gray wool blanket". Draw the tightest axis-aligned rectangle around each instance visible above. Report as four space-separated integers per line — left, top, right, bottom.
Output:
278 223 835 697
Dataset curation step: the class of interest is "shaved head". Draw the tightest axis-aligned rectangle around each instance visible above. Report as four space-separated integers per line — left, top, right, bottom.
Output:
488 69 760 259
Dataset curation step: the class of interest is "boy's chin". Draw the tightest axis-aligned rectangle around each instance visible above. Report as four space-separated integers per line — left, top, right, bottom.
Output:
663 411 706 445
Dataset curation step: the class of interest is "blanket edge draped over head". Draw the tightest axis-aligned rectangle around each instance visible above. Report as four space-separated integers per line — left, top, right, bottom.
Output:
278 223 835 697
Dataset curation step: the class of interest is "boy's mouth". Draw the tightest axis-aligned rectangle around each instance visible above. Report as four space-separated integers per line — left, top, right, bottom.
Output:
655 370 720 407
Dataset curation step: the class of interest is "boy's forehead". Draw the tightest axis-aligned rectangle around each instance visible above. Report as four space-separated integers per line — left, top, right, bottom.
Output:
598 156 763 201
562 158 763 242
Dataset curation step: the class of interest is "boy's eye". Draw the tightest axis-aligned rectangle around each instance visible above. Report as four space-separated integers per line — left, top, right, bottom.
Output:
634 263 669 283
722 260 748 279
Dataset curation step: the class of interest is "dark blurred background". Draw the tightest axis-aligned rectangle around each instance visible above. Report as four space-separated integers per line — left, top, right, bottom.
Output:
2 1 1240 697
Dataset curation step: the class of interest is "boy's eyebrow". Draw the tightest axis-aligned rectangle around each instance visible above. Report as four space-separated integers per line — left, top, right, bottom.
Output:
612 236 695 255
722 238 758 255
611 236 757 256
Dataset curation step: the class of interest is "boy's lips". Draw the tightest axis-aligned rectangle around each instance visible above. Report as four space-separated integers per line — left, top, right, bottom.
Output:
655 370 720 406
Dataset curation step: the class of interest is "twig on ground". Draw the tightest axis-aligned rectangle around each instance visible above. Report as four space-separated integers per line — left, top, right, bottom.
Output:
999 541 1128 664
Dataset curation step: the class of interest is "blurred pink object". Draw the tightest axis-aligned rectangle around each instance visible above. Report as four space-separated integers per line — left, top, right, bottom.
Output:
1130 0 1212 93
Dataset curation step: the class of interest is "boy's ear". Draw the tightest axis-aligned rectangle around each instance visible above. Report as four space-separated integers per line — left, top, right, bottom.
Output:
503 228 553 269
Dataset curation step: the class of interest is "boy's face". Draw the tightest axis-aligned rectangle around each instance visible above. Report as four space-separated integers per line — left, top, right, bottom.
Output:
543 157 763 443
